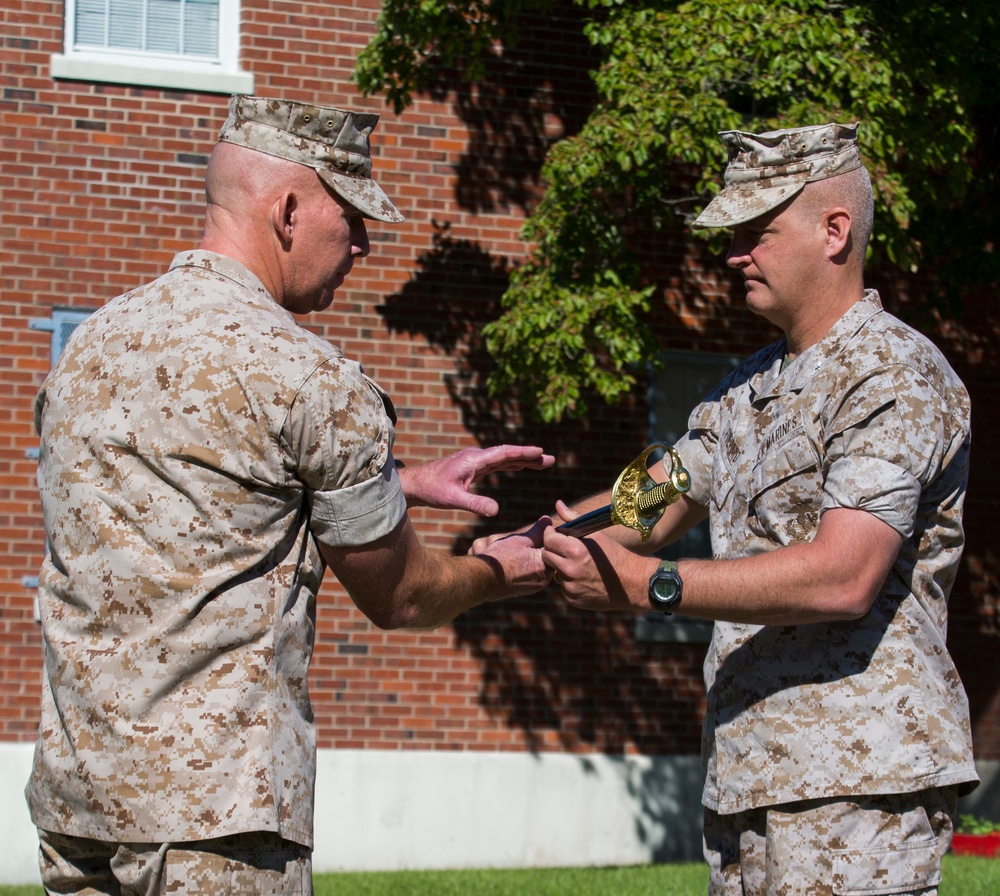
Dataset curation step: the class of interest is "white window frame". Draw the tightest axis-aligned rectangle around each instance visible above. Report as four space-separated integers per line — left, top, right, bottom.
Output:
635 349 742 645
26 309 96 607
50 0 253 94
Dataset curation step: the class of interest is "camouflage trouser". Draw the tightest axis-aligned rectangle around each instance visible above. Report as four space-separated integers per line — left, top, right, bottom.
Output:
37 829 312 896
703 787 957 896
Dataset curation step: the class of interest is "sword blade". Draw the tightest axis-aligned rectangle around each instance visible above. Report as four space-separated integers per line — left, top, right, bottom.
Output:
556 505 616 537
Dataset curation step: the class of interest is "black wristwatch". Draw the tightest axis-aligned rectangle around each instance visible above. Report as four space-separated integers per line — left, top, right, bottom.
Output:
648 560 683 614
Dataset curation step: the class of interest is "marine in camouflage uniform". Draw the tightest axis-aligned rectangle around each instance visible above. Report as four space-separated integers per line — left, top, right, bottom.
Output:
541 123 977 895
685 287 976 894
27 95 552 895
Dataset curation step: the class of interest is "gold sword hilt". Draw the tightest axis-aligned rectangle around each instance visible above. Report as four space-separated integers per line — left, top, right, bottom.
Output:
608 444 691 541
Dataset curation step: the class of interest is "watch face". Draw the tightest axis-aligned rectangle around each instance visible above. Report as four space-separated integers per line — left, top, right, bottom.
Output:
649 566 682 613
651 576 679 602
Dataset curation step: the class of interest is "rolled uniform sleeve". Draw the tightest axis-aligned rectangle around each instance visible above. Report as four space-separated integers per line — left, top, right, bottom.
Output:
821 366 957 540
284 357 406 547
674 398 721 511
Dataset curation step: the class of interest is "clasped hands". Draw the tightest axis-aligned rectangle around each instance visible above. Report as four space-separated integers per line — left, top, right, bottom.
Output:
470 499 637 613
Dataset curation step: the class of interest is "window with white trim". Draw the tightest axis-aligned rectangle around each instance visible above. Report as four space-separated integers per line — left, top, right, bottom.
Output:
636 349 741 645
25 309 95 608
51 0 253 94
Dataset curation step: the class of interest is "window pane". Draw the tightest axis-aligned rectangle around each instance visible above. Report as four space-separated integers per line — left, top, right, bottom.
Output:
147 0 181 53
183 0 219 57
75 0 108 47
108 0 144 50
73 0 220 58
52 310 93 364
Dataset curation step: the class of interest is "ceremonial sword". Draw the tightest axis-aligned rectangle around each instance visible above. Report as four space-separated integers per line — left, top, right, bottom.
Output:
557 444 691 541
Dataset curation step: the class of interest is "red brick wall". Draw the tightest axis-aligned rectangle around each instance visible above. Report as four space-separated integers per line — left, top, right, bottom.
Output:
2 0 997 763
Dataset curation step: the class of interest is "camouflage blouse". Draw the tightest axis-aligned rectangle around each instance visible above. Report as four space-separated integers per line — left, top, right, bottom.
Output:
27 251 406 846
676 291 978 814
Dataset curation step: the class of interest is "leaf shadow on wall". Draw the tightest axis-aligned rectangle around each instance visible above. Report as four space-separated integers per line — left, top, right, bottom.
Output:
373 4 712 844
406 3 599 216
377 226 709 775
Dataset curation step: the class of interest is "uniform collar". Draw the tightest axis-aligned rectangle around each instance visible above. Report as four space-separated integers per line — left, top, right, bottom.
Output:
168 250 277 304
750 290 883 403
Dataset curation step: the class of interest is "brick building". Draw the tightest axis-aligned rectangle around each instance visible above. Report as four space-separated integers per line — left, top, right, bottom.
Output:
2 0 998 885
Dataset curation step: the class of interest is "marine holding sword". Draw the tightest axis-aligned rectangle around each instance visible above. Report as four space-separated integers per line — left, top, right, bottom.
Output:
495 122 979 894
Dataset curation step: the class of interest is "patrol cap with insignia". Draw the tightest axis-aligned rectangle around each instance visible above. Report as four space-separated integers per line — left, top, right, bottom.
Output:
217 94 404 224
692 122 862 229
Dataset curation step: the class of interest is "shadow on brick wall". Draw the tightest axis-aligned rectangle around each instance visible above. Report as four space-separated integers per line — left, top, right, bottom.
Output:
378 223 1000 762
378 223 709 755
373 0 1000 761
397 3 599 216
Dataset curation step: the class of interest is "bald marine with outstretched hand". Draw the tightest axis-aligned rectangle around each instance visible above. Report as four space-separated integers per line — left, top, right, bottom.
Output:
27 94 554 896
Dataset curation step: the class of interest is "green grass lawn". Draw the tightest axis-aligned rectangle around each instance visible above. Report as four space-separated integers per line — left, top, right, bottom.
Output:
2 855 998 894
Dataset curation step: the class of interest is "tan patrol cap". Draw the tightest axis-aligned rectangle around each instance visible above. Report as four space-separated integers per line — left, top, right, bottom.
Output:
692 122 862 229
217 94 404 224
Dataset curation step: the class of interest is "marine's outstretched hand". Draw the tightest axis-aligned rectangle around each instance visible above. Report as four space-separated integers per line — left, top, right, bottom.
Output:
400 444 554 516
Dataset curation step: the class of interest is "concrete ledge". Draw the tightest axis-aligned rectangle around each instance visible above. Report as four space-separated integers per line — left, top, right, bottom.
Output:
313 750 705 872
50 55 253 94
0 743 40 885
2 743 997 885
0 746 703 884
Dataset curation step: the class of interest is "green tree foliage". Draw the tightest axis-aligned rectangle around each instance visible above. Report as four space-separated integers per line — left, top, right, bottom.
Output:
354 0 551 114
355 0 998 422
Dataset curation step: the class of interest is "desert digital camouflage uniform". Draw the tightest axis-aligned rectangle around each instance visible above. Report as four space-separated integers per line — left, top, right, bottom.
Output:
217 94 404 225
674 290 977 890
26 249 406 848
38 829 311 896
703 788 958 895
